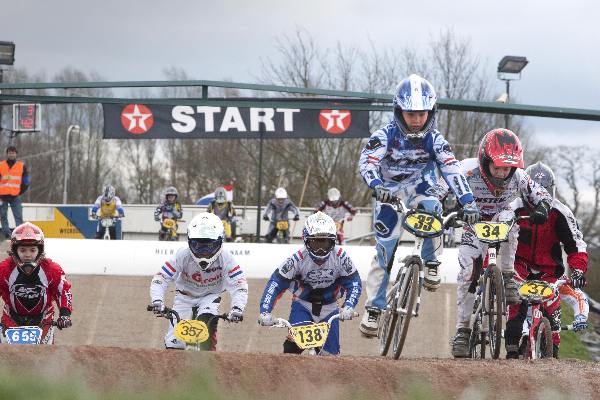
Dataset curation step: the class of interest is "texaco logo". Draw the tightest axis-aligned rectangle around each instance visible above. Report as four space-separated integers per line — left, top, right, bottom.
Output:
319 109 351 135
120 104 154 134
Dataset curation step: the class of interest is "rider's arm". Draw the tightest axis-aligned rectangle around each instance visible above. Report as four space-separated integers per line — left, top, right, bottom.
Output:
358 128 389 189
426 133 474 206
342 201 357 215
173 203 183 220
115 197 125 218
554 201 588 273
316 201 326 212
335 251 362 308
154 203 164 220
288 201 300 218
49 262 73 315
259 256 296 313
91 196 102 217
223 254 249 312
262 200 274 220
518 169 553 207
149 256 179 303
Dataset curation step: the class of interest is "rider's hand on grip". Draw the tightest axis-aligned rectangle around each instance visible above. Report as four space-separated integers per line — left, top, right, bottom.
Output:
374 185 393 203
573 314 588 332
258 312 276 326
293 215 300 221
338 306 355 321
571 270 587 289
530 201 549 225
56 316 72 330
151 300 165 314
262 215 269 221
462 201 480 224
227 306 244 323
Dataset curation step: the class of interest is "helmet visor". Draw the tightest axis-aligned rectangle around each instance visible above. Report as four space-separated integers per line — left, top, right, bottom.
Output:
305 237 335 257
189 238 222 259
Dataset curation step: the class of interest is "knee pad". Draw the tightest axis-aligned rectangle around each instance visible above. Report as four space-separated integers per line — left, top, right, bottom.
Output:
374 204 398 239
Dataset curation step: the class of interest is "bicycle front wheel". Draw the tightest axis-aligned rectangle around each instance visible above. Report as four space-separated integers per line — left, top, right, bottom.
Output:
391 261 419 359
379 287 398 356
486 266 504 359
469 298 487 359
534 317 553 359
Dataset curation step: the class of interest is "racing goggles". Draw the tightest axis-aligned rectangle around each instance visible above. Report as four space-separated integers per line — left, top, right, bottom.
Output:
305 236 335 257
188 238 222 259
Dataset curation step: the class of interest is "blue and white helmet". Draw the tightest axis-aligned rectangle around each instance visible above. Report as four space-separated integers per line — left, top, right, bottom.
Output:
303 211 337 263
392 74 438 141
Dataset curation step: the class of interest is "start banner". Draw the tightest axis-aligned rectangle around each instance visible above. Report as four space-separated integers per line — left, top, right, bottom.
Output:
102 101 370 139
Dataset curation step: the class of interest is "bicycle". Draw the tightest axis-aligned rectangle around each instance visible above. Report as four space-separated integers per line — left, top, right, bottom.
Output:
378 197 459 359
269 311 358 355
147 305 230 350
467 216 527 359
0 320 60 345
517 278 570 359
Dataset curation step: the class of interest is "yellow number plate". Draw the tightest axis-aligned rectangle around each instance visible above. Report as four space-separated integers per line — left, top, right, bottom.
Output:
163 219 176 229
404 213 442 235
276 221 289 231
519 281 554 299
473 222 510 241
289 322 330 349
222 220 232 238
173 320 210 345
335 221 342 231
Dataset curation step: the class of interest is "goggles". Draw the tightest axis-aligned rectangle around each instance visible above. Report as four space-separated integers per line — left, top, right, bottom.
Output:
188 238 222 259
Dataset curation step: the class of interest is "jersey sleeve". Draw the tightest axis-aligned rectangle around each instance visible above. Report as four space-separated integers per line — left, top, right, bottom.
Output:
173 202 183 219
429 134 474 205
91 196 102 214
223 255 249 311
52 264 73 314
517 169 553 207
358 128 388 189
334 249 362 308
115 197 125 216
554 201 588 273
259 255 297 313
149 254 180 303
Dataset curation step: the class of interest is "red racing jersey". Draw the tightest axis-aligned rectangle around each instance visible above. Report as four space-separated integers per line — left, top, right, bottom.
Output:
0 256 73 326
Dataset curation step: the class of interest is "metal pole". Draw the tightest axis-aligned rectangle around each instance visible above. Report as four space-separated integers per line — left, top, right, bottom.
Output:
63 126 71 204
504 80 510 128
255 133 264 242
0 69 3 137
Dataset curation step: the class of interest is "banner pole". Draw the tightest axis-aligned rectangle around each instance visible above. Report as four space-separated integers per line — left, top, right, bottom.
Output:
255 132 264 242
291 165 311 237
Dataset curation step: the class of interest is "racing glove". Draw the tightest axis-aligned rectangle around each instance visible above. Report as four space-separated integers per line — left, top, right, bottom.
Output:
573 314 588 332
462 201 480 224
56 315 72 330
571 270 587 289
227 306 244 323
262 215 269 221
374 185 393 203
530 201 550 225
151 300 165 314
338 306 355 321
293 215 300 221
258 312 276 326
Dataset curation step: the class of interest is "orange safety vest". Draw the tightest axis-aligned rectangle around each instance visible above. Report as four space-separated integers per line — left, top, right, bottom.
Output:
0 160 24 196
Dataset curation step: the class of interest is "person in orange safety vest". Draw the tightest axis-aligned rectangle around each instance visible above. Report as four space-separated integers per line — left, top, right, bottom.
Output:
0 146 29 239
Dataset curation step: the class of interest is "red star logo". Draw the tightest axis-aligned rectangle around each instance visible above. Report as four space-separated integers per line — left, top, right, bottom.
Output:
120 104 154 134
319 109 351 135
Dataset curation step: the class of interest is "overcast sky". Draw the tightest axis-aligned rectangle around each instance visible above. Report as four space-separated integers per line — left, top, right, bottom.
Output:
3 0 600 147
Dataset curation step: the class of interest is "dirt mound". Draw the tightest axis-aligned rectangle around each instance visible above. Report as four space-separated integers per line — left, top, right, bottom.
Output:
1 345 599 399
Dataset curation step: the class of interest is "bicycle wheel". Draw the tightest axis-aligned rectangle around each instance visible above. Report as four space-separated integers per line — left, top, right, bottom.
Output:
391 261 419 359
534 317 553 359
486 266 504 359
379 286 399 356
469 298 487 359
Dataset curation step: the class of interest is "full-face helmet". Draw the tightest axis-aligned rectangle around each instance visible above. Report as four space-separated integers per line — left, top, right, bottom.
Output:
187 212 224 270
392 74 437 141
10 222 45 274
303 212 337 264
478 128 524 193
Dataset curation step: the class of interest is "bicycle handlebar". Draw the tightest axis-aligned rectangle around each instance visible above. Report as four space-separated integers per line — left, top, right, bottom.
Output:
147 305 231 324
272 311 359 328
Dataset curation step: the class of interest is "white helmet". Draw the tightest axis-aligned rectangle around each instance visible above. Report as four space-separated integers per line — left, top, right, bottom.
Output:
327 188 341 202
187 212 224 270
214 187 227 204
303 211 337 263
275 187 287 200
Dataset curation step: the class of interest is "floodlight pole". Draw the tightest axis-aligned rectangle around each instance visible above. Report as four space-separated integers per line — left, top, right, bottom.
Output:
255 132 264 242
505 80 510 128
63 125 80 204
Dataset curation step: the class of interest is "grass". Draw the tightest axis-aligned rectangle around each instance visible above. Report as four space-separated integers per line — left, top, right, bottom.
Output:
559 302 592 360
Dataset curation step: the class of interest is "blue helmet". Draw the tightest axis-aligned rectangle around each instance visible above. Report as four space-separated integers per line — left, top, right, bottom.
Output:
392 74 437 141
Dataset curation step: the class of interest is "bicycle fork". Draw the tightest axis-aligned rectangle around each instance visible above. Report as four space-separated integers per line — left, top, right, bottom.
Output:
396 237 424 318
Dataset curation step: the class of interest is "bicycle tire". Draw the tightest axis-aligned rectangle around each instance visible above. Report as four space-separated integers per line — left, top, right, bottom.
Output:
391 261 419 359
469 298 487 359
534 317 553 359
379 288 398 356
486 266 504 359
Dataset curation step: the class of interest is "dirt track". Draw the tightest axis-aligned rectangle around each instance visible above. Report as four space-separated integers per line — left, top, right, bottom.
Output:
58 275 458 357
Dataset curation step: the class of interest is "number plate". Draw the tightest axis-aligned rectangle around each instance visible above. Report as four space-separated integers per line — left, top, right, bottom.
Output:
5 326 43 345
404 212 443 235
276 221 289 231
519 280 554 300
173 320 210 345
162 219 176 229
289 322 330 349
472 222 510 242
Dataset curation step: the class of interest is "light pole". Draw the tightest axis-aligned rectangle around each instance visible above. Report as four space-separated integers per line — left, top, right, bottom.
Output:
497 55 529 128
63 124 80 204
0 41 16 137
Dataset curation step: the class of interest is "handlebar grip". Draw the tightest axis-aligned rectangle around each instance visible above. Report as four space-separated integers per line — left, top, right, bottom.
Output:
146 305 154 312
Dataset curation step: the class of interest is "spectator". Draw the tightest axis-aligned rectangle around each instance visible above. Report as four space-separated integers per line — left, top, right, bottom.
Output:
0 146 29 239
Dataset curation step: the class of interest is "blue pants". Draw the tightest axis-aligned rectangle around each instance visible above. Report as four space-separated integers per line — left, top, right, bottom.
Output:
286 301 340 355
0 196 23 238
366 192 442 310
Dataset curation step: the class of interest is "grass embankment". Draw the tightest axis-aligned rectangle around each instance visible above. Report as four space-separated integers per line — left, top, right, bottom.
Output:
559 302 592 360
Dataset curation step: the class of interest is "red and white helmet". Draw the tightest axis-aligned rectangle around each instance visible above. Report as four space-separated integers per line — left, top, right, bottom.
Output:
478 128 524 193
10 222 45 268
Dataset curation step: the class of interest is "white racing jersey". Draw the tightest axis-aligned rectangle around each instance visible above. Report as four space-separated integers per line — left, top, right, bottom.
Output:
150 247 248 312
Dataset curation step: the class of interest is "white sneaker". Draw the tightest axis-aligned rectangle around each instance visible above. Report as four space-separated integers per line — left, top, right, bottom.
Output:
424 261 441 291
359 309 380 337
